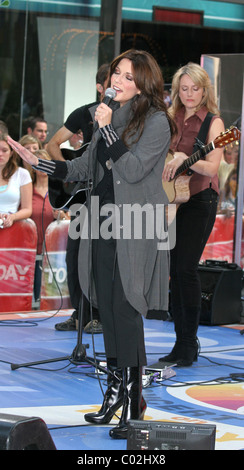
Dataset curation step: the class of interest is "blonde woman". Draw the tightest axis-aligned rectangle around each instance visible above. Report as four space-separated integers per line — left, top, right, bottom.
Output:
161 62 225 367
17 134 41 178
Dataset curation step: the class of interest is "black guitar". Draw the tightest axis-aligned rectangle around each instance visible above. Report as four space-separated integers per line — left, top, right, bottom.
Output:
48 143 90 210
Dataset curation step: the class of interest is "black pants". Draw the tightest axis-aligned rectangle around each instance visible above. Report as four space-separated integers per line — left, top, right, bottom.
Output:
170 188 218 342
92 234 146 368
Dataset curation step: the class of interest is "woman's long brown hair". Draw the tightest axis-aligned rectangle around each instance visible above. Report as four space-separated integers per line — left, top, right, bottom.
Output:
0 131 17 181
109 49 176 145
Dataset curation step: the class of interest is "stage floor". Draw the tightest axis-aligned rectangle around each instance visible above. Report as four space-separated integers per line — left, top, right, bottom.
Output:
0 309 244 452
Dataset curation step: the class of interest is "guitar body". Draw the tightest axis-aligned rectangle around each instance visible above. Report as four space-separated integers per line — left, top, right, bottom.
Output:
162 126 240 208
48 178 88 210
48 143 89 210
162 152 191 205
173 174 191 204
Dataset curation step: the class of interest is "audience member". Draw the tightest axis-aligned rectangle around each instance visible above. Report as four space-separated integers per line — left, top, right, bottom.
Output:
27 117 49 146
163 90 172 108
31 148 69 302
219 168 238 215
218 142 239 192
0 131 32 228
17 134 42 178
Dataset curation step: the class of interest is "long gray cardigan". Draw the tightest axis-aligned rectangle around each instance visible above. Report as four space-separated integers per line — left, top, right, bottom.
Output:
65 99 171 318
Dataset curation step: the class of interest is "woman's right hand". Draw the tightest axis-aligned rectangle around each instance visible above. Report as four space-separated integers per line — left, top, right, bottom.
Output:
162 152 187 181
7 136 39 166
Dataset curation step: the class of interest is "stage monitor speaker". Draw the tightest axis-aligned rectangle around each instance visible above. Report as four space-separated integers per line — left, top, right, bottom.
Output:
198 261 243 325
0 414 56 450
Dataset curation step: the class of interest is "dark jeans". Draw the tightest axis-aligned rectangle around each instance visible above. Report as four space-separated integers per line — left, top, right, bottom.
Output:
170 188 218 342
92 234 146 368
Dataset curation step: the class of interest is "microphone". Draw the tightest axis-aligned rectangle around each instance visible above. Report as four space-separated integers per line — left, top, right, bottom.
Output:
102 88 117 106
93 88 117 131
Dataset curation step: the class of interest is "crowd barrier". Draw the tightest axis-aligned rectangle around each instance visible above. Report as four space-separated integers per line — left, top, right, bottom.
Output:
0 219 72 313
201 214 244 267
40 220 72 311
0 219 37 312
0 214 243 314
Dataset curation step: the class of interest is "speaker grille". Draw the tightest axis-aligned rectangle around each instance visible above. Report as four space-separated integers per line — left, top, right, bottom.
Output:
156 430 187 440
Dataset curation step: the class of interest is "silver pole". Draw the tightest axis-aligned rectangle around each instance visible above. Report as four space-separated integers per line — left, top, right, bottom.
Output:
19 0 29 139
114 0 122 57
234 73 244 267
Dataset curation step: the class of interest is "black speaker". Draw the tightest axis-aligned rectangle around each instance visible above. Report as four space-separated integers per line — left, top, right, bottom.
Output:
0 414 56 450
198 261 243 325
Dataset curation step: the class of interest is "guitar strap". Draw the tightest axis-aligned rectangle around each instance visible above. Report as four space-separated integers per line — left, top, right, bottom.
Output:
193 112 214 156
192 111 215 187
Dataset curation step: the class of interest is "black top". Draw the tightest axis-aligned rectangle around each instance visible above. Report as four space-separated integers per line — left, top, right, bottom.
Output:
64 101 98 144
94 138 114 206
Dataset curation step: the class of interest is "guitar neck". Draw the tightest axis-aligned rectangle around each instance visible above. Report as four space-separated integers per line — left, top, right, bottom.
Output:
175 141 215 177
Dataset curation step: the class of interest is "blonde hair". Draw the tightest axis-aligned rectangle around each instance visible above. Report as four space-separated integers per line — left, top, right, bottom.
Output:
169 62 220 118
14 135 41 175
32 149 51 183
34 149 51 161
19 134 41 148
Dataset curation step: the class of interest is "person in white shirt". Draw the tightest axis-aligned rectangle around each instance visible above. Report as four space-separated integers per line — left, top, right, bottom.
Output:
0 131 32 228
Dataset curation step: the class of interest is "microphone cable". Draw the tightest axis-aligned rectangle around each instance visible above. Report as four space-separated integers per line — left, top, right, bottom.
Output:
34 190 64 322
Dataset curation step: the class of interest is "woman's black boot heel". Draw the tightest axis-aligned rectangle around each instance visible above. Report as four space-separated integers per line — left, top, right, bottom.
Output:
84 365 123 424
175 338 199 367
109 366 147 439
159 340 182 363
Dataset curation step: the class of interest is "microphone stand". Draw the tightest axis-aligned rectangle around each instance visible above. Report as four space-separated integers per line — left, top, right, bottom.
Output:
10 102 110 373
10 125 105 373
10 295 107 373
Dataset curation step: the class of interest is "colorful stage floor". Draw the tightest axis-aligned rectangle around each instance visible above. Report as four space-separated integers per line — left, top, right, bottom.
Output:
0 309 244 452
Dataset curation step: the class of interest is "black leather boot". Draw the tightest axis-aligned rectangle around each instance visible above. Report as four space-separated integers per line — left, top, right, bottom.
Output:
84 364 123 424
109 366 146 440
159 305 183 363
159 340 183 363
175 305 201 367
175 338 199 367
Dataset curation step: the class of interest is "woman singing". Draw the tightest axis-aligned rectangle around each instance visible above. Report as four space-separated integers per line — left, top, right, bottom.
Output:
161 62 225 367
8 49 175 439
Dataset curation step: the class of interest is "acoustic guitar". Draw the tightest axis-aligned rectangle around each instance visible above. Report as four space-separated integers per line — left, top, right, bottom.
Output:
48 142 90 210
162 126 241 205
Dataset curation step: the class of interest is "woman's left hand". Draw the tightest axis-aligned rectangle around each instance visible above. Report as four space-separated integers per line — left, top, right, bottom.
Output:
162 152 187 181
0 213 15 228
53 210 70 220
94 103 112 128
